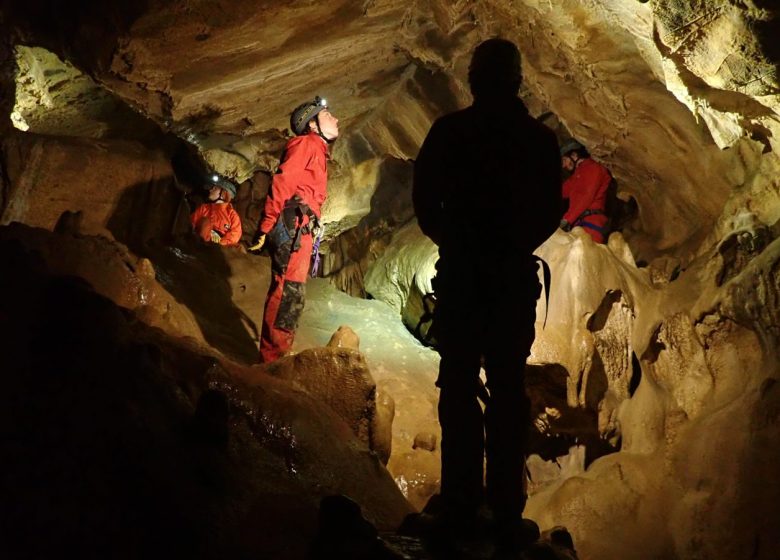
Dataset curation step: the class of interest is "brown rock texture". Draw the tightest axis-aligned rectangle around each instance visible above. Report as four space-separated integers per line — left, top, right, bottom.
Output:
261 346 379 450
0 235 410 559
327 325 361 350
0 131 179 243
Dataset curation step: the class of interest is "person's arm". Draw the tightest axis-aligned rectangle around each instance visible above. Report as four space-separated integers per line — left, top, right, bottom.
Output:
220 205 243 246
190 204 208 229
258 138 308 235
563 161 601 224
413 120 445 246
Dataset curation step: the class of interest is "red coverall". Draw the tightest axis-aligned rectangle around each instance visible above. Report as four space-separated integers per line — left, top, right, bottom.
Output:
562 157 611 243
190 202 242 245
257 132 328 363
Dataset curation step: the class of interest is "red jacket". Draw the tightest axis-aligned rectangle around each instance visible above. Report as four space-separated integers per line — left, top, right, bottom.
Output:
190 202 242 245
562 158 611 225
259 132 328 235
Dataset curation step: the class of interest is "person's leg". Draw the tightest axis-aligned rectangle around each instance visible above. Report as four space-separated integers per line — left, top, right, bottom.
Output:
483 264 540 523
433 262 485 521
259 272 290 362
437 350 484 518
259 234 313 362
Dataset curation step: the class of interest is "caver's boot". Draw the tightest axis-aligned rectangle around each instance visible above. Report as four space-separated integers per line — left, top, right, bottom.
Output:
399 494 496 559
490 516 540 559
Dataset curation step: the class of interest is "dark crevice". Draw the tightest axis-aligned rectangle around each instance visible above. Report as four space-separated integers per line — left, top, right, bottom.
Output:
642 323 665 363
629 352 642 397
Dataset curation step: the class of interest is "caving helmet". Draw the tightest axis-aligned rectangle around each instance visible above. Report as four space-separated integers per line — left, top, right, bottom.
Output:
290 96 328 136
560 139 586 157
209 173 237 200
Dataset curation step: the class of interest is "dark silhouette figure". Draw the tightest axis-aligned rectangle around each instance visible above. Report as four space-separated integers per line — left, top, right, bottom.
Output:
413 38 562 551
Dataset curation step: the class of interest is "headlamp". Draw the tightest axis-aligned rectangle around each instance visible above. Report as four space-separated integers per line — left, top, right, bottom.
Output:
212 174 219 183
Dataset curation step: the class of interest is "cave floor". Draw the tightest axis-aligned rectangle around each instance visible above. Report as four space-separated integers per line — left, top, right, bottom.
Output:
194 247 443 509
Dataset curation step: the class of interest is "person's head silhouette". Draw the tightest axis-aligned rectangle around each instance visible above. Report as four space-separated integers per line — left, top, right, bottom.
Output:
468 38 522 100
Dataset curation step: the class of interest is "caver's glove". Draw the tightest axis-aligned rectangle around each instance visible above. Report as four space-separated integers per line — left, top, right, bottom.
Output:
559 219 571 232
248 233 266 252
210 230 222 244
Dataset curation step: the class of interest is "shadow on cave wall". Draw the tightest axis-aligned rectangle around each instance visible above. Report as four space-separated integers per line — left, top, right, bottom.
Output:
107 179 259 363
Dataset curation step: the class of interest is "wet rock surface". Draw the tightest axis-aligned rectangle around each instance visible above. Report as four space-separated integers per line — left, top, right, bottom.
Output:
262 347 379 450
0 236 410 559
0 221 442 512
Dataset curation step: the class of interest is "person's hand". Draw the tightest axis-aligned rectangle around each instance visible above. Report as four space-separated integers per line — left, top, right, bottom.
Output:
559 219 571 232
210 230 222 243
248 233 266 252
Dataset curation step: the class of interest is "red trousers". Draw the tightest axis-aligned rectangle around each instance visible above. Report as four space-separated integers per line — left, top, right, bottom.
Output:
259 233 312 362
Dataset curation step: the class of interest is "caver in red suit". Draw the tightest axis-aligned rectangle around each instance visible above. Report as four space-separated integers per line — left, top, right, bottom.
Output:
256 130 329 363
191 201 242 246
562 157 611 243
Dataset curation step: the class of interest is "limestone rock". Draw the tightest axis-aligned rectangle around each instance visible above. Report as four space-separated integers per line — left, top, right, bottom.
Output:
0 222 201 338
0 131 180 244
372 384 395 466
0 241 410 558
327 325 361 351
412 432 437 452
264 347 379 449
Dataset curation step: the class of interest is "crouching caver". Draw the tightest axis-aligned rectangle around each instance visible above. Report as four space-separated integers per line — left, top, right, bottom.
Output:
249 96 338 363
191 174 242 246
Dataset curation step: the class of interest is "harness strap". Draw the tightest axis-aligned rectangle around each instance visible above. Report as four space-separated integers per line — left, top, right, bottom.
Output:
534 256 552 329
578 221 607 234
284 195 320 251
574 208 606 224
310 227 324 278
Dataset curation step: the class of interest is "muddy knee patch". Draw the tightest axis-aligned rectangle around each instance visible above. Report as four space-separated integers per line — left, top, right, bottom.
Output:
275 280 306 331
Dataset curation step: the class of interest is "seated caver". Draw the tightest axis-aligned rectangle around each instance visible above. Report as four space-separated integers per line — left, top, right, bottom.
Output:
559 139 612 244
191 175 242 246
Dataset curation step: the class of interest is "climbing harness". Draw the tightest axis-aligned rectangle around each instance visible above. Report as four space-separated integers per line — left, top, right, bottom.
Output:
310 225 324 278
573 208 608 237
413 291 438 347
267 194 320 276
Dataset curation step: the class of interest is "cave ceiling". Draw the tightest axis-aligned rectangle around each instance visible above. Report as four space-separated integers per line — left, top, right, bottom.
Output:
2 0 780 259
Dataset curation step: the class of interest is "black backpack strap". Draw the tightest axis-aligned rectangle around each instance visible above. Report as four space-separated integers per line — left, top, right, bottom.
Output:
534 256 552 329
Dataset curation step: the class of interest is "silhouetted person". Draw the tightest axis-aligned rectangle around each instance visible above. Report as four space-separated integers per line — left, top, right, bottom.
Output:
413 38 562 554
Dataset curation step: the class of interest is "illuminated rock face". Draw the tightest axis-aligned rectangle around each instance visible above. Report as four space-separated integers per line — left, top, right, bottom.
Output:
524 228 780 558
1 1 780 557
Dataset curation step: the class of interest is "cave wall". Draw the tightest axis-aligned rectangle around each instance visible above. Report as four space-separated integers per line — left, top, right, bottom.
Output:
0 130 180 245
3 1 779 261
1 1 780 558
